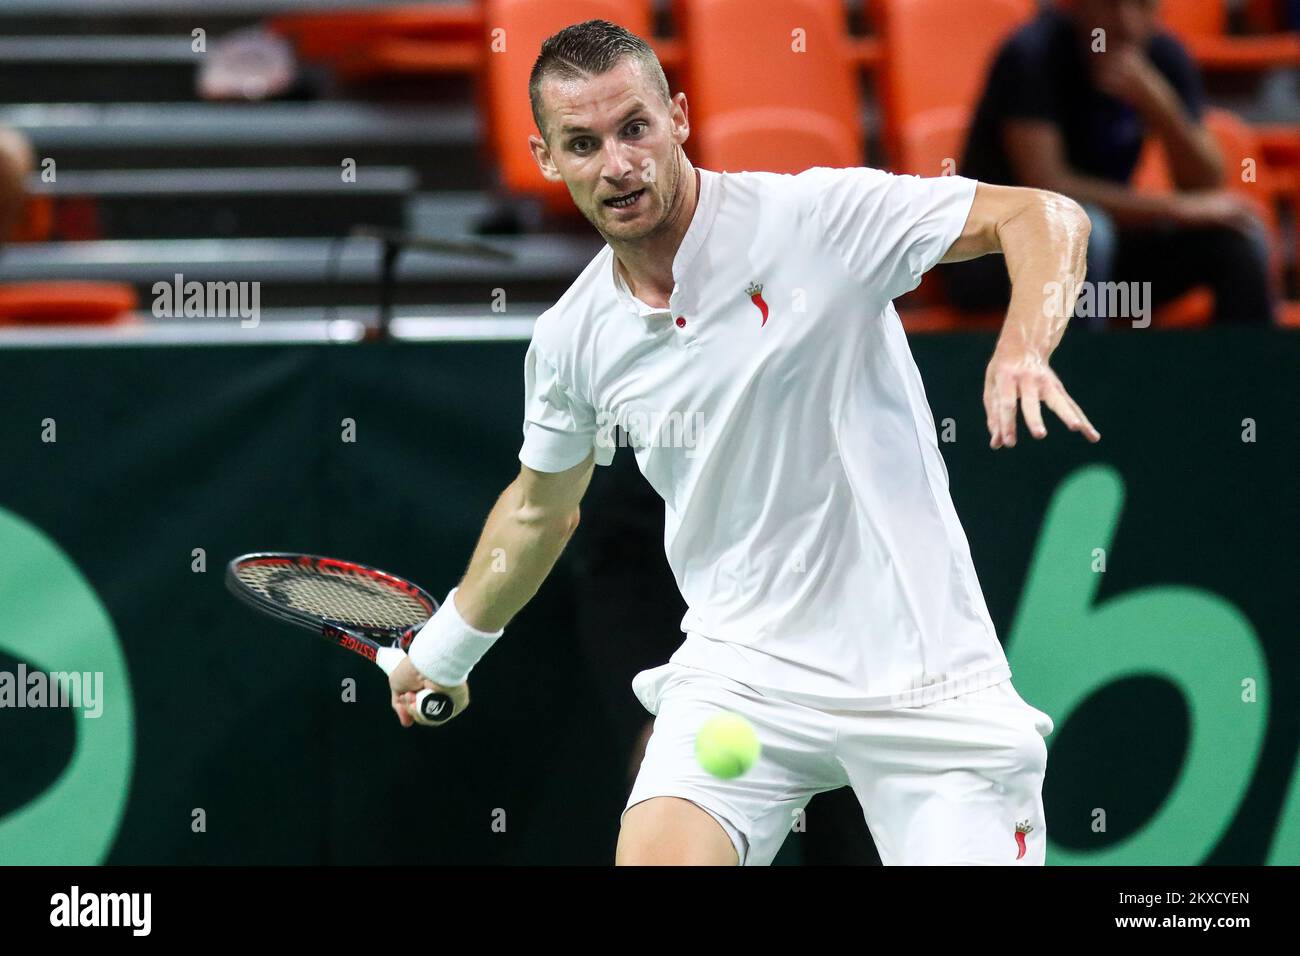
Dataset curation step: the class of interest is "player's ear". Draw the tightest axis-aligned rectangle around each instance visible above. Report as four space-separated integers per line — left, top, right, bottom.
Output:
670 92 690 146
529 132 564 183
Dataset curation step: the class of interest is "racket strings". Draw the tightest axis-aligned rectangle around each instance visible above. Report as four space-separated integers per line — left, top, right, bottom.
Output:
235 564 429 629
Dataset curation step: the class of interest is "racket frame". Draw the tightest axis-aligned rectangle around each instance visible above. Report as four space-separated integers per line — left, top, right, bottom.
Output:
225 552 451 725
226 552 437 656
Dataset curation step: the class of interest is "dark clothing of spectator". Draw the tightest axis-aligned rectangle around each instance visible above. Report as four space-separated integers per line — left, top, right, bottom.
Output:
943 9 1273 327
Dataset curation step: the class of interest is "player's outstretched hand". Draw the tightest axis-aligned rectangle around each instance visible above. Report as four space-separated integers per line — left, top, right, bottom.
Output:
388 654 469 728
984 346 1100 449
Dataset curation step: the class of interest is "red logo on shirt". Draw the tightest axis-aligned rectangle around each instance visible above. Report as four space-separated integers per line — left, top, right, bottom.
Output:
1014 820 1033 860
746 282 769 327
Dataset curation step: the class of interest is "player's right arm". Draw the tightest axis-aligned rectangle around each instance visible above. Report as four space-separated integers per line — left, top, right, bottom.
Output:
386 452 596 727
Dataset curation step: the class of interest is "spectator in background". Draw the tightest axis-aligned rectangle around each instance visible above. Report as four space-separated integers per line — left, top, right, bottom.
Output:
944 0 1275 326
0 125 34 246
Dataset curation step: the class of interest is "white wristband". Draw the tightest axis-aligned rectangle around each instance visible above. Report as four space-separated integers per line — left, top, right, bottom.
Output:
407 588 503 686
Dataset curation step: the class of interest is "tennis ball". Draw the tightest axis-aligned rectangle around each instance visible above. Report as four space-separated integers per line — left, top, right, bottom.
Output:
695 712 761 779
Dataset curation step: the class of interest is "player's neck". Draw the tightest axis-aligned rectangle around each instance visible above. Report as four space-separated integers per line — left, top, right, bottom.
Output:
611 163 699 310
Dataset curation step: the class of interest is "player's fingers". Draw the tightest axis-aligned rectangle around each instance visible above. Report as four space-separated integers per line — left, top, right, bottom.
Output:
1019 378 1047 439
984 386 1001 448
1040 385 1079 430
1042 383 1100 441
996 374 1019 447
1069 397 1101 442
403 689 444 727
392 695 413 728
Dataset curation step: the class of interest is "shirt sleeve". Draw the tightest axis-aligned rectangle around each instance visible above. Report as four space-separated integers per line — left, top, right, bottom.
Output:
799 166 979 302
518 340 615 473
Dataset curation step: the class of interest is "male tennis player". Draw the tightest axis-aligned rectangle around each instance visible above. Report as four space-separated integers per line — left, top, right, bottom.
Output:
388 19 1100 866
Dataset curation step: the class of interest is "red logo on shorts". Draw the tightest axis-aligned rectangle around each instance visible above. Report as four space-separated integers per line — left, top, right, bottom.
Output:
1014 820 1033 860
746 282 769 327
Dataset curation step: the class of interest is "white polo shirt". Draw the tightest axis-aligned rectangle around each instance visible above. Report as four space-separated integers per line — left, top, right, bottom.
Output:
518 165 1011 709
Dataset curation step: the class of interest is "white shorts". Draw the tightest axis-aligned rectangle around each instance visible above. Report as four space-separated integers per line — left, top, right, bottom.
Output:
622 663 1054 866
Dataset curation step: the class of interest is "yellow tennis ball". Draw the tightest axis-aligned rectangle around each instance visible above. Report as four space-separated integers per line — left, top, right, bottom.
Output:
695 712 761 779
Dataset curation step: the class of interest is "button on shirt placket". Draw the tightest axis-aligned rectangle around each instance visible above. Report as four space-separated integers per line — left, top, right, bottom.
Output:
637 303 681 348
668 291 699 350
642 300 693 351
670 311 700 350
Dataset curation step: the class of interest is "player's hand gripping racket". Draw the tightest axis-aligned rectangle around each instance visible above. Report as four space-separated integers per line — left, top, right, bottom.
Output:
225 553 454 726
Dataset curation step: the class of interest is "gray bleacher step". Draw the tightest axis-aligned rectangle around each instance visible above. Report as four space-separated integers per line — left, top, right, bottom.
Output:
28 166 416 238
0 36 199 102
0 234 606 309
406 191 499 236
0 101 482 187
0 309 545 348
0 0 395 37
30 165 417 195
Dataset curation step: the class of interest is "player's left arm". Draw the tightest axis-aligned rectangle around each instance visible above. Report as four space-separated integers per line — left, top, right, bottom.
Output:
940 181 1101 449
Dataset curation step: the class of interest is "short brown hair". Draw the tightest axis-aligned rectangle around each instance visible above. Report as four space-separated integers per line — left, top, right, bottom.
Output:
528 19 671 142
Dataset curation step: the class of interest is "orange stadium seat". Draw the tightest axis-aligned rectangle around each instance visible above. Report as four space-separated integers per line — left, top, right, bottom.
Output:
481 0 660 218
1252 125 1300 249
269 3 487 77
1158 0 1300 70
7 195 54 243
275 0 684 82
889 108 1001 335
1155 2 1300 219
845 36 885 71
890 109 1003 333
896 106 969 178
877 0 1034 332
1159 0 1230 36
1156 3 1300 324
674 0 863 172
0 282 138 325
876 0 1036 170
335 35 484 81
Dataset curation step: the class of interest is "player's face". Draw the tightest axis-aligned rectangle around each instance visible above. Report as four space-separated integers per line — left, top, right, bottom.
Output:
532 59 688 243
1075 0 1159 49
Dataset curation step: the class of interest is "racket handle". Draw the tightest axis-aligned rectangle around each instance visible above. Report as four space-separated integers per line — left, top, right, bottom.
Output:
375 647 454 726
412 689 454 726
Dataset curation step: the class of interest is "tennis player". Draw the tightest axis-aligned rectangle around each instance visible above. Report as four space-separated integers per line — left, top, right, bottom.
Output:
389 19 1100 866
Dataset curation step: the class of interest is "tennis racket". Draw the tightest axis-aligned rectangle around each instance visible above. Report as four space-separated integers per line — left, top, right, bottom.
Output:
225 552 454 726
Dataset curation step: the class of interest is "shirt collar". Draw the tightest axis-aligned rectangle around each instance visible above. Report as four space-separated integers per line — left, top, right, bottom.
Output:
609 167 721 318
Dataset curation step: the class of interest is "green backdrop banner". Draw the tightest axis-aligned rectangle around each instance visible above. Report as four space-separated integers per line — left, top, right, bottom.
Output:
0 328 1296 865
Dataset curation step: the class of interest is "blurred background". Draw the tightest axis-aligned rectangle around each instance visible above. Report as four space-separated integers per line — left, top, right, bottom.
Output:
0 0 1297 865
